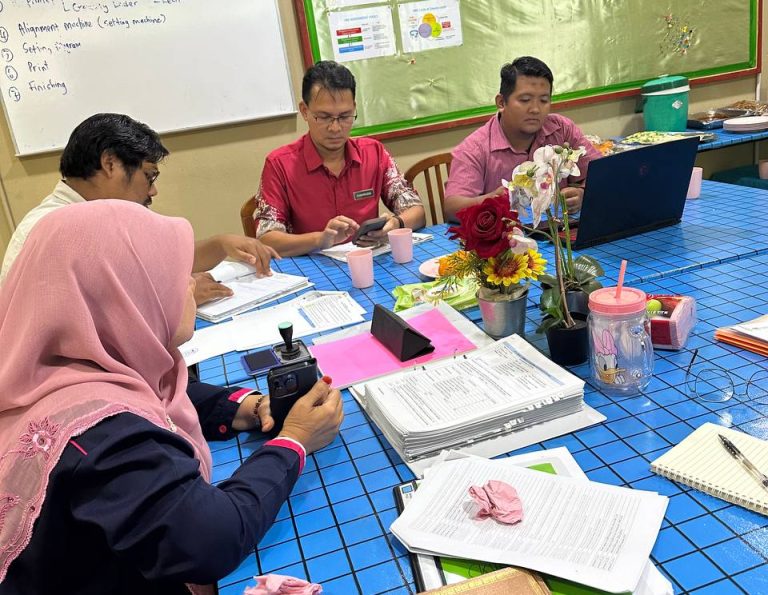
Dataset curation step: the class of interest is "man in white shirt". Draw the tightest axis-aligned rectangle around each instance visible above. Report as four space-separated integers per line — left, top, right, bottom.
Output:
1 113 277 304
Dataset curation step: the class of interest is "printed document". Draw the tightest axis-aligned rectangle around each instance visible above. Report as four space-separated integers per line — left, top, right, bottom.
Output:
391 457 668 594
364 335 584 433
180 291 365 366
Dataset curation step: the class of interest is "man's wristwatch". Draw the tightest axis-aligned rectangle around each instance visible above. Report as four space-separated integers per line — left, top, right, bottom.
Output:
393 215 405 229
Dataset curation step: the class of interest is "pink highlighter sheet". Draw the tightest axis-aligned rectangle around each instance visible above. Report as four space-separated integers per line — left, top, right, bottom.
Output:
309 308 477 388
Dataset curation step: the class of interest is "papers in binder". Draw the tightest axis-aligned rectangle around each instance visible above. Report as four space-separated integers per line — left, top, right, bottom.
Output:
354 334 593 468
196 262 311 323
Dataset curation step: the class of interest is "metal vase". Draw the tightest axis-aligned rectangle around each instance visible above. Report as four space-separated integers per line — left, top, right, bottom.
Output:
477 289 528 339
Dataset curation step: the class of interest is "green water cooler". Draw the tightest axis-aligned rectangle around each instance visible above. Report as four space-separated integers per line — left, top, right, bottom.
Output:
640 75 690 131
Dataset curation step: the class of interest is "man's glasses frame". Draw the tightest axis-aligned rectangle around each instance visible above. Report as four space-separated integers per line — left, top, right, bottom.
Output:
308 110 358 128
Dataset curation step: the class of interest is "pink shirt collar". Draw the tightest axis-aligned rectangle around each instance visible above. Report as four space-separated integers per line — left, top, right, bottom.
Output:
489 113 560 154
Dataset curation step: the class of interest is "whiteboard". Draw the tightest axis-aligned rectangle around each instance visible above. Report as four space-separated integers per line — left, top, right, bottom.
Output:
0 0 295 156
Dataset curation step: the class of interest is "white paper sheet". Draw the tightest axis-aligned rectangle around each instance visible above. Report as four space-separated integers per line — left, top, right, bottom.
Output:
180 291 365 366
403 448 672 595
317 232 432 261
391 458 668 594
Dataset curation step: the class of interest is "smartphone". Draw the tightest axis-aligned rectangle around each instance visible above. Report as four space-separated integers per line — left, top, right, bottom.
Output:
267 358 319 432
240 348 280 376
352 216 388 243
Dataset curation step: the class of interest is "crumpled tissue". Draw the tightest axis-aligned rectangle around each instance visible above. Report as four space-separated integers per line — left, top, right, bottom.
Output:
243 574 322 595
468 480 523 525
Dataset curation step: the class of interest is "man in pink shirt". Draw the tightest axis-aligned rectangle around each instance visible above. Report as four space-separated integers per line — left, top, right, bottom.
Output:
253 61 426 257
444 57 601 222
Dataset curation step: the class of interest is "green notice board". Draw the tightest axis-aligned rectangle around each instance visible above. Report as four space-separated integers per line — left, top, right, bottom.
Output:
296 0 759 137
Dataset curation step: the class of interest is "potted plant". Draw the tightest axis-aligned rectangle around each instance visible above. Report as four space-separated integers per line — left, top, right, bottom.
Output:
507 143 602 364
439 195 546 339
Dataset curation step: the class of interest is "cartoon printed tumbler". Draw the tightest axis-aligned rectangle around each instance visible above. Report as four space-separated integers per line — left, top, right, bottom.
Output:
588 286 654 396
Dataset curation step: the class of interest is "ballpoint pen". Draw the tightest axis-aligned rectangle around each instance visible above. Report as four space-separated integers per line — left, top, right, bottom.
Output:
718 434 768 493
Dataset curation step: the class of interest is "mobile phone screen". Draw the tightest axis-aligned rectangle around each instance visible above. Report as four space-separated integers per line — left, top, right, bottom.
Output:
241 349 279 376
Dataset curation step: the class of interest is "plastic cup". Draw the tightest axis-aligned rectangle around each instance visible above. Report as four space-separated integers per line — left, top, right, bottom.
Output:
759 160 768 180
686 166 703 199
347 249 374 288
388 228 413 263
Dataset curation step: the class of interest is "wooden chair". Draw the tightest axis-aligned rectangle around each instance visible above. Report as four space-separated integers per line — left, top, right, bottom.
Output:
404 153 452 225
240 194 257 238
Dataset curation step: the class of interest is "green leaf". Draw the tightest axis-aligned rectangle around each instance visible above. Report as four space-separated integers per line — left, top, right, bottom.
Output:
536 315 563 334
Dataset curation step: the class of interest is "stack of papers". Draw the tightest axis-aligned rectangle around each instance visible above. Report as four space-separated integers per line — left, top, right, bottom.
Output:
181 291 365 366
392 452 669 594
196 262 311 323
714 313 768 356
318 232 432 261
355 335 593 471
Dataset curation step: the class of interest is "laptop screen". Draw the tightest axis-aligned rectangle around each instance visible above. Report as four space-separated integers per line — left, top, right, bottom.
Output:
572 136 699 248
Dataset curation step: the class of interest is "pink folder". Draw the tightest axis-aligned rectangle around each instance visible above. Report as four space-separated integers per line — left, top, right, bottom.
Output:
309 308 478 389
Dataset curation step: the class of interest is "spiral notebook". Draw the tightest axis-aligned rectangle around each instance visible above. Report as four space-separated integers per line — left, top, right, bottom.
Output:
650 423 768 515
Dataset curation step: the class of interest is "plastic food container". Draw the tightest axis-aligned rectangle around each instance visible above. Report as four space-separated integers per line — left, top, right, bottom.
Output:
640 75 690 132
645 294 697 350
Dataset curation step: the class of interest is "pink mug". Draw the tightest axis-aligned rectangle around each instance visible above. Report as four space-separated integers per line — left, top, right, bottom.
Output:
387 228 413 263
347 249 374 288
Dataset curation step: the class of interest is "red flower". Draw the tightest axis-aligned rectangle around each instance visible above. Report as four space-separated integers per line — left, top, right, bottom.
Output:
448 196 518 259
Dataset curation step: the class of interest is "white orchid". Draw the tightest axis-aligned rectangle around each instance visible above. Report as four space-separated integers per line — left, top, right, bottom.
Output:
509 144 586 227
508 227 538 254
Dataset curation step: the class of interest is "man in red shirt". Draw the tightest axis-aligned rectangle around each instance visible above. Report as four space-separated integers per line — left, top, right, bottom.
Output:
444 57 601 222
253 61 426 257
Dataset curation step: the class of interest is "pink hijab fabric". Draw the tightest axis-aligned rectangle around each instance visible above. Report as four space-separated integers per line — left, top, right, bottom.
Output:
0 199 212 583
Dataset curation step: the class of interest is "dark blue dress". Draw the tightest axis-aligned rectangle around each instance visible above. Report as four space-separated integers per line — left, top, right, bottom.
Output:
1 382 300 595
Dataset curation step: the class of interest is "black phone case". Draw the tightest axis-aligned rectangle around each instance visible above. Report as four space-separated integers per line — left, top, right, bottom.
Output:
267 358 319 432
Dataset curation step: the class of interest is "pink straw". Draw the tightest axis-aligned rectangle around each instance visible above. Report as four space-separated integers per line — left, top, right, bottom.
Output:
615 260 627 299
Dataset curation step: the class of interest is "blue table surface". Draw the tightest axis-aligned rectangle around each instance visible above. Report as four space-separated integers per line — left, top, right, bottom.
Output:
204 180 768 595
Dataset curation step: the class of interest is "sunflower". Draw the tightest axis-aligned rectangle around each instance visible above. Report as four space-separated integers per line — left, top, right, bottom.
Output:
524 250 547 279
482 253 529 287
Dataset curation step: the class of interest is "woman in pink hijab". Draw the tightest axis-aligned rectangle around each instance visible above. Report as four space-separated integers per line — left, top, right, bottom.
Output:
0 200 343 595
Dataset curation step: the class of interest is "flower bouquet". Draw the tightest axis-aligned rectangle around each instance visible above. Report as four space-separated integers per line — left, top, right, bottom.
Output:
440 195 546 338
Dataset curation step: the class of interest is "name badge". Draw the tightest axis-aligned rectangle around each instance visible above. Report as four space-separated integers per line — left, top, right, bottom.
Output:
353 188 375 201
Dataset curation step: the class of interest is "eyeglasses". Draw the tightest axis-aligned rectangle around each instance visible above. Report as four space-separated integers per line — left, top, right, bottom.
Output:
308 111 357 128
145 170 160 187
684 348 768 403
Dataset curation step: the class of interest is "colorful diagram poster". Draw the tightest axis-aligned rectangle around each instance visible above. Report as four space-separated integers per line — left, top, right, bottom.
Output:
329 6 397 63
398 0 463 53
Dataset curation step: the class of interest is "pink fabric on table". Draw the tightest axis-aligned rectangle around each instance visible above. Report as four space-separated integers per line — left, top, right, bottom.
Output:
468 480 523 525
445 113 601 198
309 308 477 388
244 574 322 595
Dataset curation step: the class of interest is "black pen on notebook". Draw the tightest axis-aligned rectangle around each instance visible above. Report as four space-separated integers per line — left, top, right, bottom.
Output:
718 434 768 492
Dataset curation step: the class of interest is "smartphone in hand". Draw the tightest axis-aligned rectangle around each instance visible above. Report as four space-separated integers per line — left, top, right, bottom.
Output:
352 216 388 244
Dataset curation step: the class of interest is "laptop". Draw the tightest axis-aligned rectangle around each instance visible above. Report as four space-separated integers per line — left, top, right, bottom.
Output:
565 136 699 249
